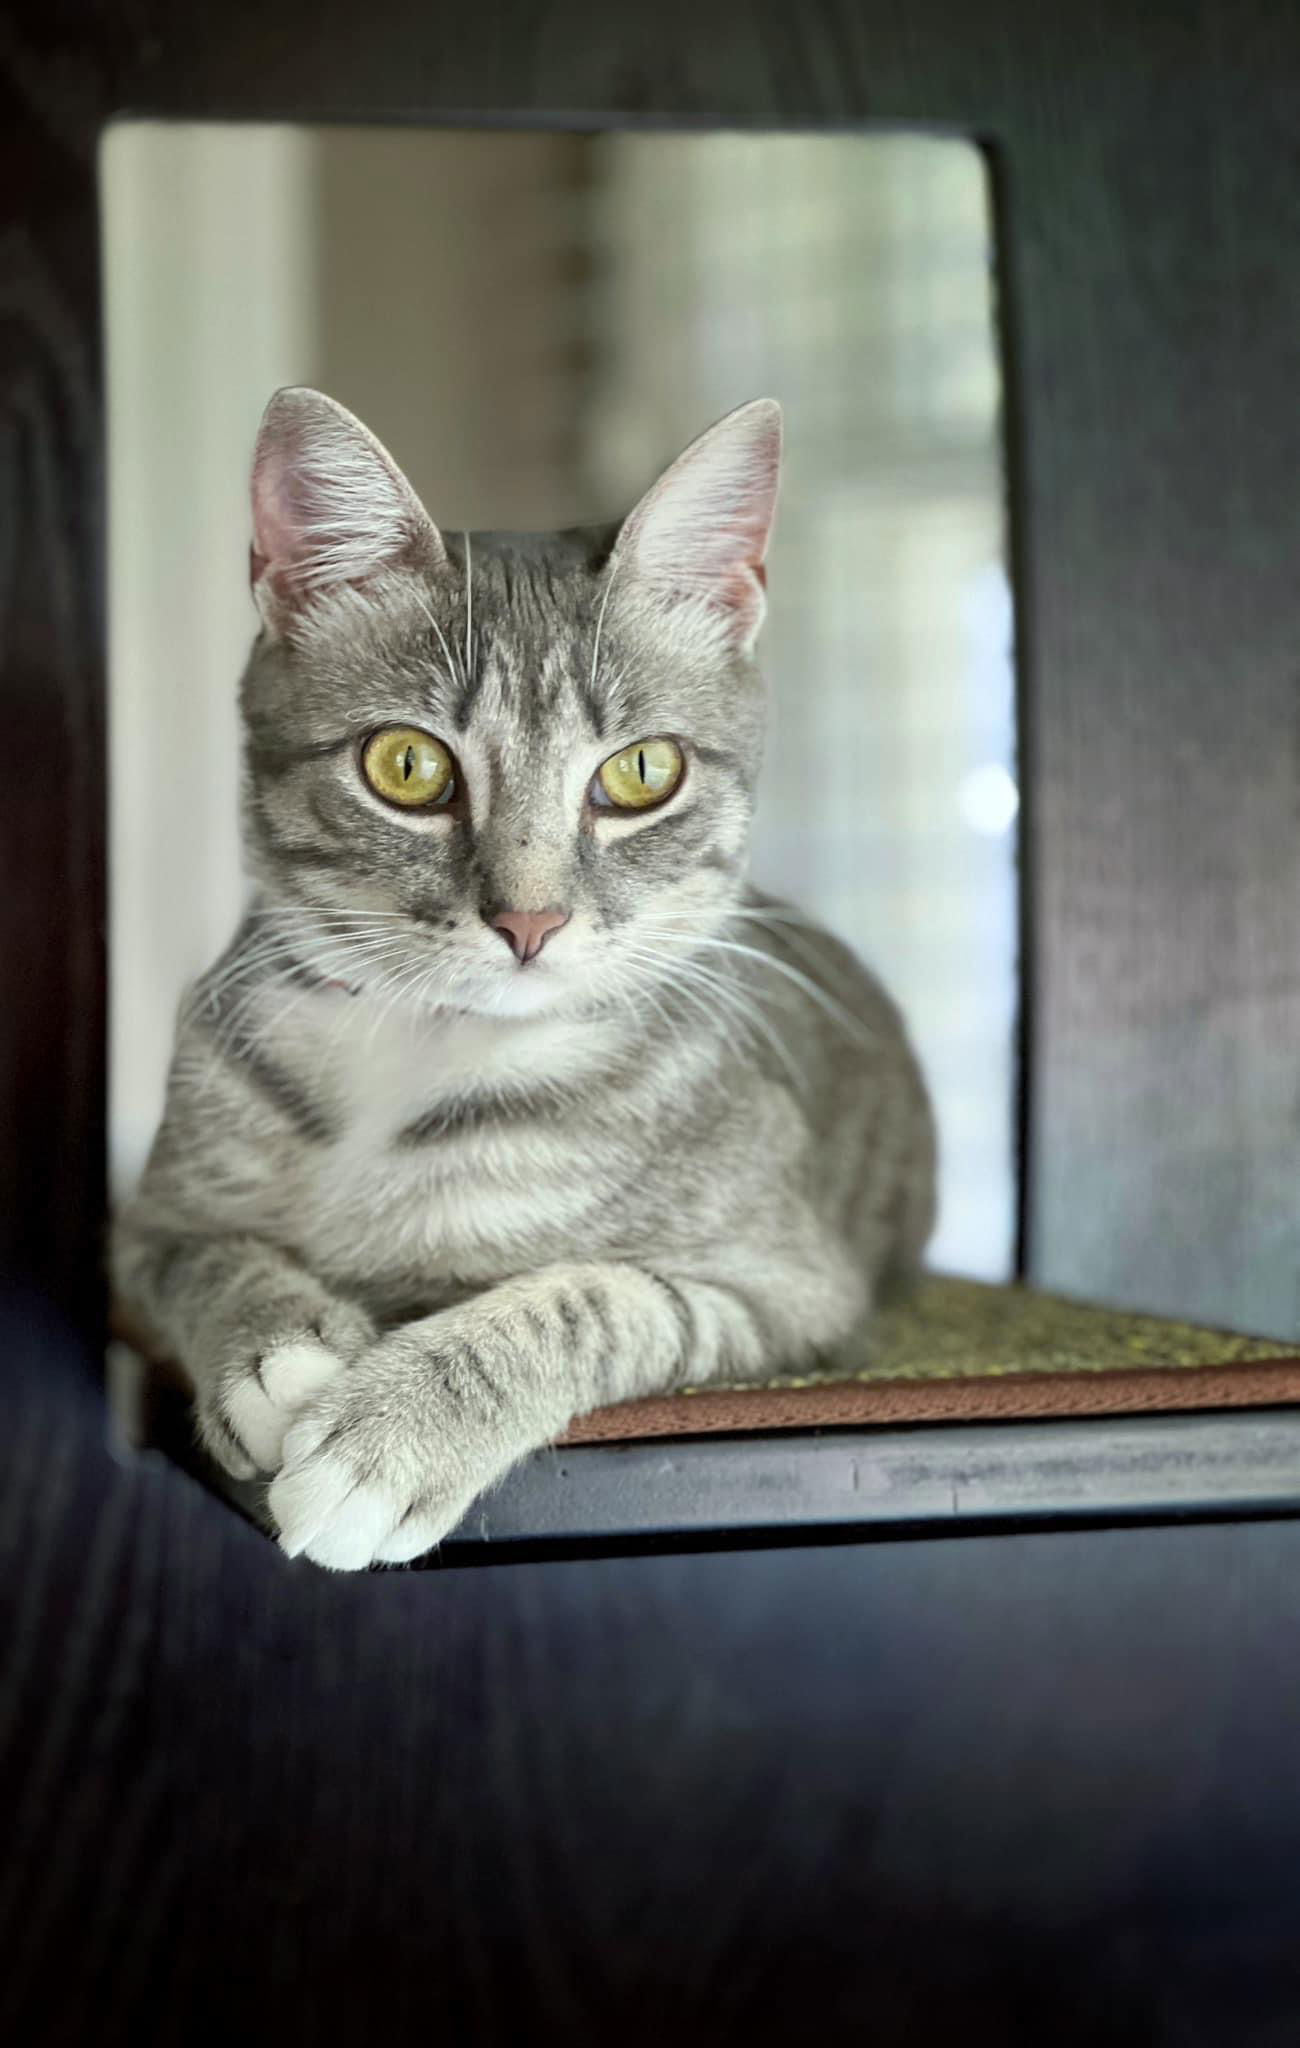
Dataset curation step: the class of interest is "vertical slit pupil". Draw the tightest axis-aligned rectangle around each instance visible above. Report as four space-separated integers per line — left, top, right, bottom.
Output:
402 746 414 781
638 748 646 784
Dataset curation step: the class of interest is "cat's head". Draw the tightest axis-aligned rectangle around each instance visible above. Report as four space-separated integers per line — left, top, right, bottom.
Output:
240 387 781 1020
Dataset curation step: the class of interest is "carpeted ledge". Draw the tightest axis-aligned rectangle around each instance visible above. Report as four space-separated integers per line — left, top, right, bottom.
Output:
561 1275 1300 1445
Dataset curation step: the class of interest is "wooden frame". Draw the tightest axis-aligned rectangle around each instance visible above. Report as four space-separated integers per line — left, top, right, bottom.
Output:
4 7 1300 2032
5 2 1297 1344
3 1 1295 1433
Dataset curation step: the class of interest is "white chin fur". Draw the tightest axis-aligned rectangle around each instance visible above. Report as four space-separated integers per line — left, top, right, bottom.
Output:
464 970 565 1020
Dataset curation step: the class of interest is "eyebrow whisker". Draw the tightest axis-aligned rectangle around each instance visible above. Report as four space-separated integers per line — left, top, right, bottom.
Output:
588 545 625 704
411 586 462 694
463 529 474 688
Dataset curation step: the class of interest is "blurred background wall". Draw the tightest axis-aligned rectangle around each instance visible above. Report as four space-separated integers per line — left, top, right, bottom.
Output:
103 124 1016 1278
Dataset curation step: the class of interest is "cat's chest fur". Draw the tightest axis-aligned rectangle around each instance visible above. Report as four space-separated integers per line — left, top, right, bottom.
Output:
273 992 625 1292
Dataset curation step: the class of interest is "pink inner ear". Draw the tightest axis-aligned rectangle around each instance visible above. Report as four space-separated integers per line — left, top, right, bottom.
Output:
250 479 287 591
717 564 767 647
252 447 306 594
622 400 781 644
251 448 336 595
705 507 771 608
249 390 442 610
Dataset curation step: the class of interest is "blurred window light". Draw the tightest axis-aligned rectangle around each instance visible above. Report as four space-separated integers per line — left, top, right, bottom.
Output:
959 764 1020 837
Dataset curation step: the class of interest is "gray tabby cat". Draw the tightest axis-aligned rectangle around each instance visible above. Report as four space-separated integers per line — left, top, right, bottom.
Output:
114 387 935 1570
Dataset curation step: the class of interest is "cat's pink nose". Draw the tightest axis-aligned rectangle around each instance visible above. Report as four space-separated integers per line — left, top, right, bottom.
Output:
488 908 571 963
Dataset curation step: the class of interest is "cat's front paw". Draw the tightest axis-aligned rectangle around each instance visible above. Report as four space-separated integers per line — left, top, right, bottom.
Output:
200 1301 375 1478
266 1344 518 1570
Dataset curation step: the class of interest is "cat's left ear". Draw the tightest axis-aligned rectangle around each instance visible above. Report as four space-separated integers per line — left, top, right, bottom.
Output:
615 399 782 655
250 387 446 633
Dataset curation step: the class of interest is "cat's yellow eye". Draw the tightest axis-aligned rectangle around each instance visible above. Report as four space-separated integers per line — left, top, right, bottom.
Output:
595 737 685 812
361 727 456 809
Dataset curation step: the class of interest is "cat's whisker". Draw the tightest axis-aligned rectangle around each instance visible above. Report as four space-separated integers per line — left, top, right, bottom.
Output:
193 927 419 1072
608 954 693 1054
615 962 678 1044
274 905 417 921
725 903 821 931
638 927 881 1054
203 962 337 1065
674 965 805 1090
238 975 333 1057
362 929 491 1032
307 954 398 1089
410 585 463 696
706 937 882 1049
623 925 827 1073
193 925 381 992
271 909 420 938
409 955 460 1026
662 971 771 1082
617 954 725 1054
617 940 804 1089
463 530 473 689
196 919 414 1003
361 954 438 1051
217 938 412 1107
198 949 318 1042
588 544 624 702
723 904 878 1001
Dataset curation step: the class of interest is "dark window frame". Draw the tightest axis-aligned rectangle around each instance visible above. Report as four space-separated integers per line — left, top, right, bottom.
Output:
3 0 1296 1555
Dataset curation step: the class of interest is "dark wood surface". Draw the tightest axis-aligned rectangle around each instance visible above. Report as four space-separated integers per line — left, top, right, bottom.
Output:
3 0 1298 1337
3 1 1299 2038
13 1302 1300 2044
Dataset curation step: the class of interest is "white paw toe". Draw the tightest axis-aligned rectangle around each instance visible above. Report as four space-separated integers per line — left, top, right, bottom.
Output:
300 1485 401 1571
267 1446 354 1553
223 1376 291 1473
221 1341 345 1474
259 1337 345 1406
373 1512 445 1565
269 1451 401 1570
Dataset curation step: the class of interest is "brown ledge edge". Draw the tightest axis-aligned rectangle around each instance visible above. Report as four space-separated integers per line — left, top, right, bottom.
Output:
559 1354 1300 1446
560 1276 1300 1445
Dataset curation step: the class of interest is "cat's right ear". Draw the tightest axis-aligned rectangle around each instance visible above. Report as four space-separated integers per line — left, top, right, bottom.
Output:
250 388 446 632
613 398 783 656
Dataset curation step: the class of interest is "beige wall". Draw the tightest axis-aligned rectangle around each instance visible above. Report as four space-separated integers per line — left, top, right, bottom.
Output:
104 123 318 1192
313 130 595 530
